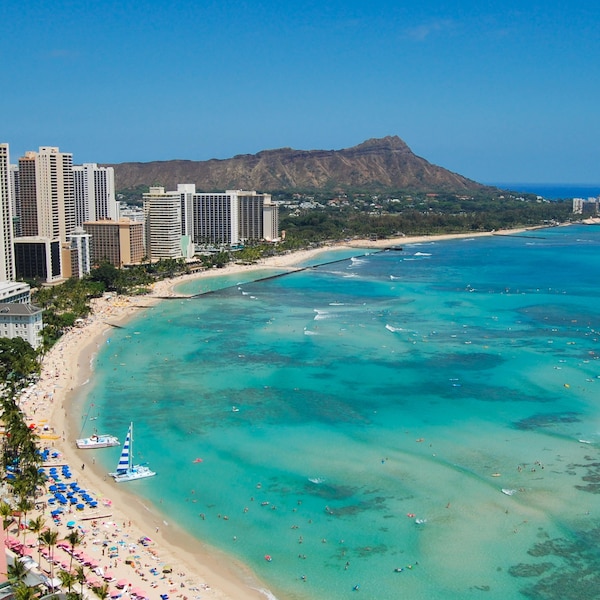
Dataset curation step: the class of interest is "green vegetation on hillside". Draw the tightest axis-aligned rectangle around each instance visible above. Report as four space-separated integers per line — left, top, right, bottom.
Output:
275 190 573 243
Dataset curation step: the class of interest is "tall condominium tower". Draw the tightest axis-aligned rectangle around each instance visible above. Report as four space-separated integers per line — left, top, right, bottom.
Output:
143 187 186 260
0 143 15 281
17 146 75 242
73 163 118 226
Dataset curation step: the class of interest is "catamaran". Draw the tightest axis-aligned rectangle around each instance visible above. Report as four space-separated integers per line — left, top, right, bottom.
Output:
109 422 156 482
76 433 120 449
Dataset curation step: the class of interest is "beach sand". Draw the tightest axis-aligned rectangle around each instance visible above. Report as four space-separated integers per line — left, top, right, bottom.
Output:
11 227 539 599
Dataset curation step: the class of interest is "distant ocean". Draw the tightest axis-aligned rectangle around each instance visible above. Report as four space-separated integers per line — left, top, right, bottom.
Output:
79 226 600 600
488 183 600 200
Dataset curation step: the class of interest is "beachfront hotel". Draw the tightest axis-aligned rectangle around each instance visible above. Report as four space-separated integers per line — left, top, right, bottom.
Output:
180 186 280 248
0 302 43 348
143 186 194 260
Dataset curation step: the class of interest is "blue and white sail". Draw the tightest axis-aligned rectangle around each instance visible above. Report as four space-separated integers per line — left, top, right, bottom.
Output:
109 422 156 483
115 425 133 473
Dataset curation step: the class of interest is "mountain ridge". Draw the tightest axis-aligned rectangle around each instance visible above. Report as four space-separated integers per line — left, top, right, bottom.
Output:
106 136 489 193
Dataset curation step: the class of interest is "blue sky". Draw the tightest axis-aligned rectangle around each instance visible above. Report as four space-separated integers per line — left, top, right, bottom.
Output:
1 0 599 183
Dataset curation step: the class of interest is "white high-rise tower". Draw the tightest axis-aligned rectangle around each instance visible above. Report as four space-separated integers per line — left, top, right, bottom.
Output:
73 163 118 226
0 143 15 281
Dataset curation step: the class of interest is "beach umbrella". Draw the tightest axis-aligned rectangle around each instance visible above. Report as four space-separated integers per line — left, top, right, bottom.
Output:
116 578 128 588
76 504 85 510
66 520 76 528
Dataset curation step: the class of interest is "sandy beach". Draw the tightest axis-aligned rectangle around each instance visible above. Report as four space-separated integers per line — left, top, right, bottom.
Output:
11 226 545 599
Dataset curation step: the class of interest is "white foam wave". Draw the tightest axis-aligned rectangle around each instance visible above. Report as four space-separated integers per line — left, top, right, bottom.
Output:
385 324 404 332
349 257 367 267
304 330 319 336
414 252 432 256
308 477 325 483
254 588 280 600
314 309 330 320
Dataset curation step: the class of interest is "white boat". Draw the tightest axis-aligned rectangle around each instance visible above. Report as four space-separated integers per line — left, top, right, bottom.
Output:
501 488 516 496
76 433 120 449
109 423 155 483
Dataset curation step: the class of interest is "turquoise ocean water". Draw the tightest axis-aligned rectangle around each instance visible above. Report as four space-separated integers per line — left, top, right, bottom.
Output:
78 226 600 600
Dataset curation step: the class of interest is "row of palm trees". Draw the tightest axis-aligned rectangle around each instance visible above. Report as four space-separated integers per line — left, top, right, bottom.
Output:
1 379 111 598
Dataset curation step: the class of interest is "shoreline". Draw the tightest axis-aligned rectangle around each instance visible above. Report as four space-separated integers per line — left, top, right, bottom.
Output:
15 225 570 599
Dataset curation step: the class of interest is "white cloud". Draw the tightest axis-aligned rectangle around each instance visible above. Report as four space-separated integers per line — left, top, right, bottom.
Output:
403 19 455 41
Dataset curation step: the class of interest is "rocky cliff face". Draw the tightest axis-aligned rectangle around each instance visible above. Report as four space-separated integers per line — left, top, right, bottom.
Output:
107 136 486 192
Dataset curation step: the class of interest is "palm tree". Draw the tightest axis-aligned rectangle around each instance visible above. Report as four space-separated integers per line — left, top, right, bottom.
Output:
58 568 78 595
74 564 87 598
6 557 28 584
0 499 15 532
39 528 59 590
91 581 110 599
15 497 33 545
28 514 45 566
65 529 83 576
11 581 40 600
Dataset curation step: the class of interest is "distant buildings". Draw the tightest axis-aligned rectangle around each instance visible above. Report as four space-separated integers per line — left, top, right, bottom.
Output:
0 139 281 349
572 197 599 215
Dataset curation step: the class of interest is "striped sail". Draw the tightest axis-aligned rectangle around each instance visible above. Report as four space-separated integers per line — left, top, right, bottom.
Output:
115 423 132 473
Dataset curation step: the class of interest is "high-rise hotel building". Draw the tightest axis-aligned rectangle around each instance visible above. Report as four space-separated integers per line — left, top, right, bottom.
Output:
143 187 192 260
14 146 75 281
18 147 74 242
73 163 118 226
190 189 279 247
0 144 15 281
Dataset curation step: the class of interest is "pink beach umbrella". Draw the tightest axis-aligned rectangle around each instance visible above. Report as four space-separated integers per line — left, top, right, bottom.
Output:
116 578 128 588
